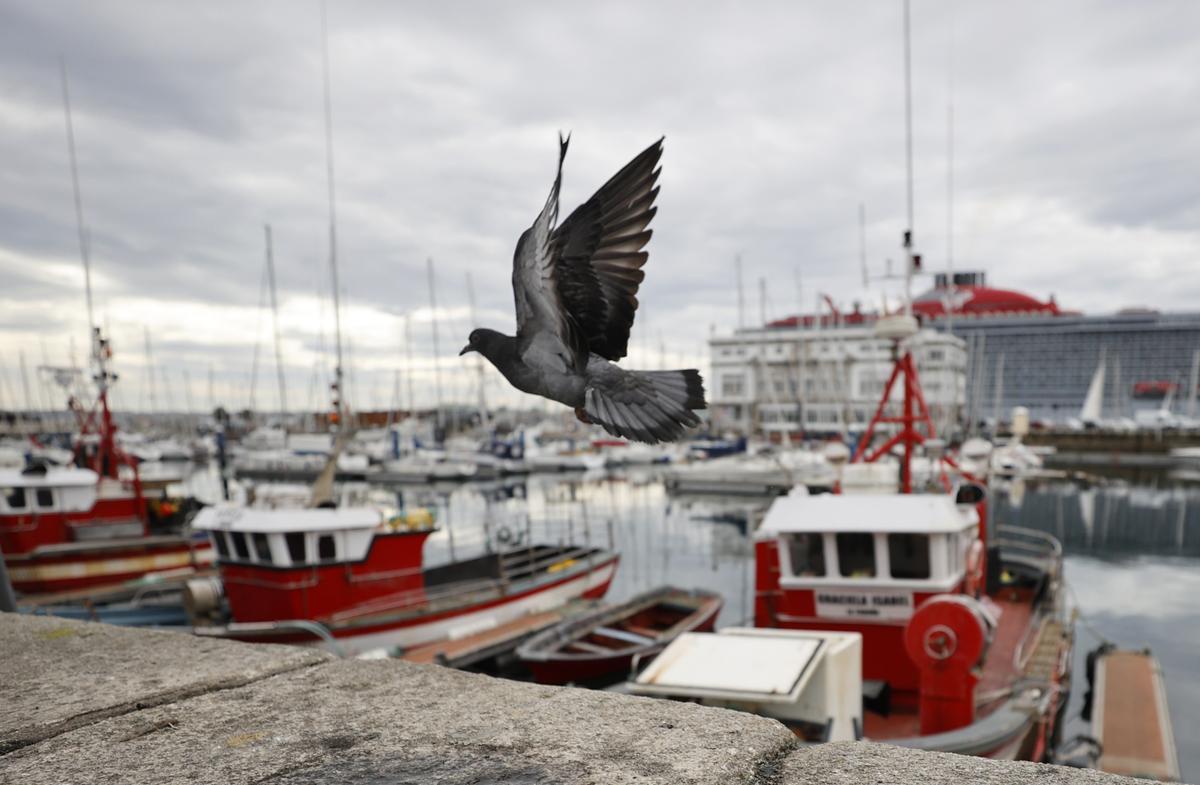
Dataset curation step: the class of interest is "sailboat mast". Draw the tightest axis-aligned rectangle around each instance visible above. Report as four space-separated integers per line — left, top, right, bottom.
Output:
427 258 444 431
264 224 288 419
321 1 345 424
465 271 488 424
403 314 415 420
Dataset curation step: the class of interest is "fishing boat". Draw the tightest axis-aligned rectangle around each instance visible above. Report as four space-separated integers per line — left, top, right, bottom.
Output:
1 67 212 597
0 331 212 595
516 585 723 685
185 503 618 656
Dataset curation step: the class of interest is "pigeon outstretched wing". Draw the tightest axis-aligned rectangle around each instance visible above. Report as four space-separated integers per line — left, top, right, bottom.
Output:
511 136 663 370
511 134 584 372
551 138 662 361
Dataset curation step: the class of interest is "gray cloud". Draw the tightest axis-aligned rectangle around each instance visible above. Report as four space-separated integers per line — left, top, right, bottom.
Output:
1 0 1198 412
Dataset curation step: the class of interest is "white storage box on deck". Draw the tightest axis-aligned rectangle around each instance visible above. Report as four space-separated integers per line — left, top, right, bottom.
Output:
631 628 862 741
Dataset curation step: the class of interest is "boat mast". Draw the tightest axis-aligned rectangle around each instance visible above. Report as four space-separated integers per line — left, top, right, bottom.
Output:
427 258 444 436
264 224 289 421
61 59 122 477
465 271 488 427
404 313 416 422
321 1 345 429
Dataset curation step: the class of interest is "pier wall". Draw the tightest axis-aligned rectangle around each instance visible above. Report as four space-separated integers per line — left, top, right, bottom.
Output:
1 613 1149 785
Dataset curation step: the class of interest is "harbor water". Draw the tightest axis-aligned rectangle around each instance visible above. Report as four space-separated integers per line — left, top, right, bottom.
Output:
186 467 1199 779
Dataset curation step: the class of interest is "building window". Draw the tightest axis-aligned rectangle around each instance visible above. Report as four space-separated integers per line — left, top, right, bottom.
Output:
888 533 931 579
3 487 26 510
36 488 54 508
927 349 945 362
317 534 337 561
286 532 306 564
836 533 876 577
251 532 272 563
785 533 826 577
721 374 745 397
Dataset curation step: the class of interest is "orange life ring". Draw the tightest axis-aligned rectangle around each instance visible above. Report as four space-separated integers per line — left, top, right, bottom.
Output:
965 539 985 597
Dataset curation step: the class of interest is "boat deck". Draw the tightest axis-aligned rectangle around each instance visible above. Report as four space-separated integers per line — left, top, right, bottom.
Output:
1093 649 1180 781
863 596 1037 741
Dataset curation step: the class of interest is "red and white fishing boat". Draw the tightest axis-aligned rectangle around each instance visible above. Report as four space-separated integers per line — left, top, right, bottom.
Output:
0 329 212 596
186 503 619 656
636 314 1072 760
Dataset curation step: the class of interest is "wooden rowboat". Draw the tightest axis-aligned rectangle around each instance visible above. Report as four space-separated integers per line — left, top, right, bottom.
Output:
516 585 723 686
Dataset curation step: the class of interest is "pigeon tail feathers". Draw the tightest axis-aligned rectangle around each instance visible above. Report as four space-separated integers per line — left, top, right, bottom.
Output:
583 367 706 444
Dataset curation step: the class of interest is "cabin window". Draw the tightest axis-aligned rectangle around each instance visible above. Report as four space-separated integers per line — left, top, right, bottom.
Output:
836 533 876 578
888 533 931 579
213 532 231 559
286 532 306 564
785 533 826 577
231 532 250 560
317 534 336 561
251 532 272 563
36 488 54 508
3 487 26 510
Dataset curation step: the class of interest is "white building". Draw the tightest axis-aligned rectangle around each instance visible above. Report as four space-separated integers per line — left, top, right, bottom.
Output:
708 321 966 438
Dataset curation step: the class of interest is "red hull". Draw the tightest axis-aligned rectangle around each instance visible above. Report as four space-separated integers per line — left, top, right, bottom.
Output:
7 538 213 594
526 607 718 686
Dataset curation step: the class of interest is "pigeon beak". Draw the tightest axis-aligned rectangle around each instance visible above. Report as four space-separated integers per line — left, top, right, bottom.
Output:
459 344 473 356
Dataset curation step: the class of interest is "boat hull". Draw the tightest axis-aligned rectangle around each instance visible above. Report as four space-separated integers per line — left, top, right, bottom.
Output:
519 586 724 686
7 536 213 594
203 553 619 657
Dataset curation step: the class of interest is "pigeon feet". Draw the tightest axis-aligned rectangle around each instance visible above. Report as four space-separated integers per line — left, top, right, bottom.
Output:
574 407 593 425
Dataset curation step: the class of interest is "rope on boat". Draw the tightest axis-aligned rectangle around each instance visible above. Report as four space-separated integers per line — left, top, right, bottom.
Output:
1065 581 1116 648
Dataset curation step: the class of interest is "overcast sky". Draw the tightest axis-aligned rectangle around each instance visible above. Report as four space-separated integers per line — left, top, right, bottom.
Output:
1 1 1197 414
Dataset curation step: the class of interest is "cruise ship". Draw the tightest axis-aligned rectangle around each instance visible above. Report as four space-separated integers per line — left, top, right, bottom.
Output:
709 270 1200 436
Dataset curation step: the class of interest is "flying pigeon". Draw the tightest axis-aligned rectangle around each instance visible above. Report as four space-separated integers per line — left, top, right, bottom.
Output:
460 136 706 444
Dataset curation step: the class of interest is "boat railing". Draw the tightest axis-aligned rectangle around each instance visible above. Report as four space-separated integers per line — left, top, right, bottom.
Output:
195 619 346 657
992 525 1063 562
329 544 608 623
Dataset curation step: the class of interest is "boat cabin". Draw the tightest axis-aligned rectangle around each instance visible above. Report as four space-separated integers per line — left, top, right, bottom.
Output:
755 490 981 693
194 504 435 623
0 466 148 554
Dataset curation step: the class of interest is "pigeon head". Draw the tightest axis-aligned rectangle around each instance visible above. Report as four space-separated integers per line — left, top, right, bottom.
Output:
460 328 507 359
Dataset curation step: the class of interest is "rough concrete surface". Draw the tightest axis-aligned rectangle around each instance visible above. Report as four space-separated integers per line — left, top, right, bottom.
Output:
1 614 1161 785
0 613 329 754
2 657 796 785
781 742 1154 785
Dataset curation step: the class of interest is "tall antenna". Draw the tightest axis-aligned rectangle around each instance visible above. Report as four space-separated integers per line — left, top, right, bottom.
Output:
902 0 915 316
735 254 745 330
264 224 288 419
945 3 956 336
858 203 868 288
320 1 345 424
60 59 95 342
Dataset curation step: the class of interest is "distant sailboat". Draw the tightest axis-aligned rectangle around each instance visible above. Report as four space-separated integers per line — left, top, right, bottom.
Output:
1077 349 1106 427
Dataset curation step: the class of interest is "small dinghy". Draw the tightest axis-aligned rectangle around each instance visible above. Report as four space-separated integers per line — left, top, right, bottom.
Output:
516 585 723 686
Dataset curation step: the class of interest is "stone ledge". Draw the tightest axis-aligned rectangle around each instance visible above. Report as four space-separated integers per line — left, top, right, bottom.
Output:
0 613 330 754
0 613 1155 784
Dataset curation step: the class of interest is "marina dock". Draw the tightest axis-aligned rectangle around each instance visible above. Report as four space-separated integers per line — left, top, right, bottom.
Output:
1093 649 1181 781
